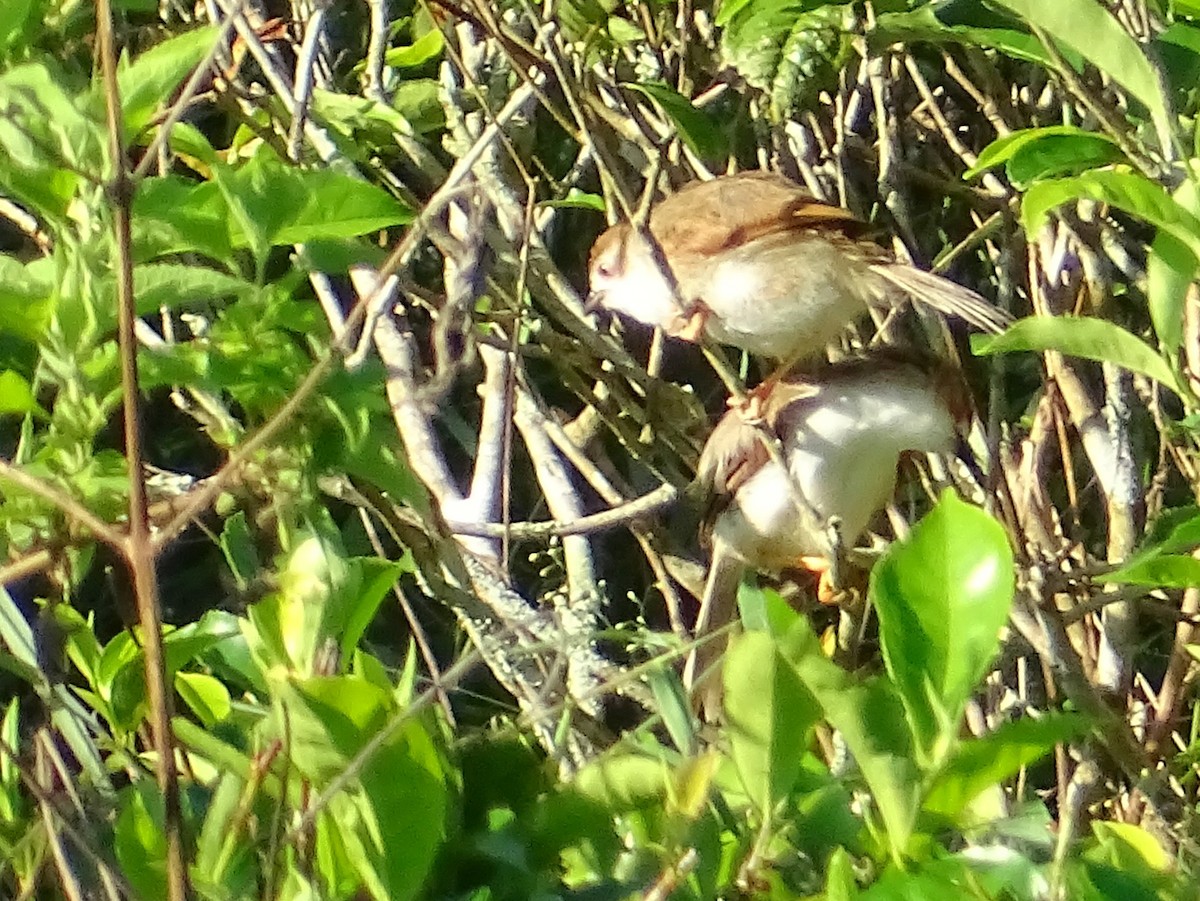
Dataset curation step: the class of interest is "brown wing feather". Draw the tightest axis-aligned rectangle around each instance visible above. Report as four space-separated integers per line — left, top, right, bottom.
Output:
649 172 870 259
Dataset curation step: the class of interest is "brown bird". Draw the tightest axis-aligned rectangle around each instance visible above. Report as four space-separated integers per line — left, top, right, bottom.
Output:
586 172 1011 367
682 351 971 716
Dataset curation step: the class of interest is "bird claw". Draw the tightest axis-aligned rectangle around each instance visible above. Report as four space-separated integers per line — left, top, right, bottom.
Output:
798 555 846 605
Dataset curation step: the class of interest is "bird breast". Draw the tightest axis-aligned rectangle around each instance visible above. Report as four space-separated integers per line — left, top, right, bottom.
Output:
689 233 878 360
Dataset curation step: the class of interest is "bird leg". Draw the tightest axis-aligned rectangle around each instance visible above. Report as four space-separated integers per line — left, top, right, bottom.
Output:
676 301 710 343
798 517 848 605
729 356 800 422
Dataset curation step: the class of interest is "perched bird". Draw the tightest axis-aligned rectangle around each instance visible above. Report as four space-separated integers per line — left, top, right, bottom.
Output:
586 171 1011 367
682 351 971 716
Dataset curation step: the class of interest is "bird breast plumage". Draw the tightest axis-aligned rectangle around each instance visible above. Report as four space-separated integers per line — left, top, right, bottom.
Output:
691 232 879 360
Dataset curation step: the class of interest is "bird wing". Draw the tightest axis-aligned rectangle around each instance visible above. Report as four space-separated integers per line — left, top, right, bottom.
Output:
650 172 869 260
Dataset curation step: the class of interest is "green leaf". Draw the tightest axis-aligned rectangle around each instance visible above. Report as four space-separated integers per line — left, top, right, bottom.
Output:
966 126 1121 181
114 783 169 900
871 491 1015 766
216 150 413 266
116 26 219 137
990 0 1172 141
129 263 253 319
0 63 96 218
925 713 1091 818
384 28 444 67
133 176 234 263
723 630 820 811
175 670 232 727
872 3 1064 67
720 1 852 120
539 189 605 212
778 618 921 859
0 0 34 54
0 369 43 416
973 316 1179 392
647 665 697 756
284 677 449 900
391 79 444 134
1096 554 1200 588
625 82 728 159
0 255 54 342
1021 171 1200 270
1147 176 1200 355
575 751 672 810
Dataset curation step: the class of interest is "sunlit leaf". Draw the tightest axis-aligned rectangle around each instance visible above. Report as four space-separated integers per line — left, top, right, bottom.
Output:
990 0 1172 141
724 630 819 811
778 618 921 859
967 126 1122 181
116 26 219 137
871 491 1014 766
973 316 1179 392
925 714 1091 819
1147 176 1200 355
624 82 728 160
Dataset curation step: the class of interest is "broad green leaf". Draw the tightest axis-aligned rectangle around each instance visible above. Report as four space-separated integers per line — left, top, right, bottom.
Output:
392 79 444 134
175 670 232 727
1096 554 1200 588
133 176 234 263
1147 176 1200 355
0 255 54 341
925 713 1091 818
384 28 444 67
1022 171 1200 270
872 3 1063 67
284 678 448 900
0 0 34 53
575 751 672 810
720 1 852 120
966 126 1122 181
736 583 802 637
991 0 1172 142
216 151 413 266
973 316 1179 392
723 630 819 811
285 676 391 781
0 63 96 217
335 558 402 661
0 369 42 416
871 491 1014 766
778 618 920 859
1089 822 1173 873
116 25 219 137
114 783 168 900
128 263 253 319
625 82 728 159
1137 505 1200 556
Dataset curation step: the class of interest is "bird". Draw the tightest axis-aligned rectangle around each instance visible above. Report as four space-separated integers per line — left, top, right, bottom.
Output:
586 171 1011 370
681 350 971 718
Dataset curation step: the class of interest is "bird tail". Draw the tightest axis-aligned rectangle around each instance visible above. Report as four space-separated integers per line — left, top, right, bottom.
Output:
871 263 1012 335
683 545 744 722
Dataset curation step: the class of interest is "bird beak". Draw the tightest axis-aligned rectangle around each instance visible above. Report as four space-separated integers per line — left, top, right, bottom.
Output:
583 290 604 314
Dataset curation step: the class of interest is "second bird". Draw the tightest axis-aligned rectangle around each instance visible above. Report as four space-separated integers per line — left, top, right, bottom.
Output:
684 352 970 717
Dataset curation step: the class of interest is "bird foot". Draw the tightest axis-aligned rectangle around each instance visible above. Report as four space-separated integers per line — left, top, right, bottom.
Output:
727 377 777 424
798 555 845 605
676 305 710 343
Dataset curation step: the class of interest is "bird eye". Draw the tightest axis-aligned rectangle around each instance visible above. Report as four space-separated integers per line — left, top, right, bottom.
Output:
595 262 613 278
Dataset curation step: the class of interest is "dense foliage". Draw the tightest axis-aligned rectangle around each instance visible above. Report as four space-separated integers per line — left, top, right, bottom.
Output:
1 0 1200 898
